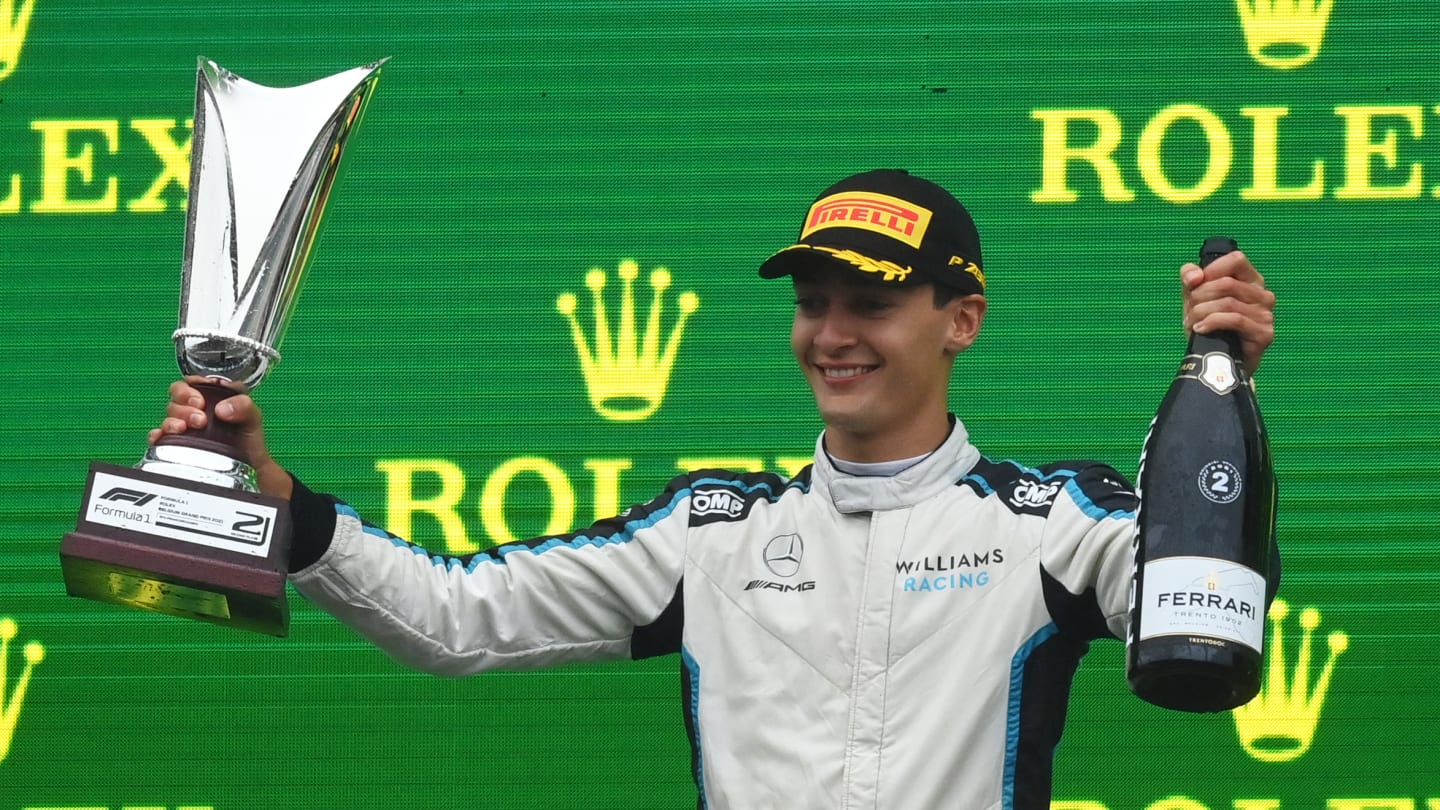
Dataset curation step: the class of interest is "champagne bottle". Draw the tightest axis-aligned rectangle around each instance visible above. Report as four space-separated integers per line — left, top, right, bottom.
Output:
1126 237 1277 712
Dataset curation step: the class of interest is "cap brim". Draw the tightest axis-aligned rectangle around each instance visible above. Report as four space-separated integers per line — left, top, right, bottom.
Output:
758 244 924 284
758 244 823 278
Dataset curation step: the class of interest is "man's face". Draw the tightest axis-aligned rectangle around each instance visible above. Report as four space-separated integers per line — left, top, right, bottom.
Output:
790 269 985 458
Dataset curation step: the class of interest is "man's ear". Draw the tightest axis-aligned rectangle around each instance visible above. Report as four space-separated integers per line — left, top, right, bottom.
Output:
945 294 987 354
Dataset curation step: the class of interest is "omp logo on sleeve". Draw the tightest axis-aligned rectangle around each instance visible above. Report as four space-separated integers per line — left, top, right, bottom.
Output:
801 191 933 249
555 260 699 422
0 0 36 82
1232 598 1349 762
0 617 44 765
1235 0 1335 70
1008 479 1062 510
691 487 746 518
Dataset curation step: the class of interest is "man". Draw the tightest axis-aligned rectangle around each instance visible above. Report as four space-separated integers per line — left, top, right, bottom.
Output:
152 169 1276 808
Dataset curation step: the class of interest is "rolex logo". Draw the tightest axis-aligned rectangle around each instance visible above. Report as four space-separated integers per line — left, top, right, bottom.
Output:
0 0 36 82
1234 0 1335 70
1232 598 1348 762
1 616 45 765
556 260 699 422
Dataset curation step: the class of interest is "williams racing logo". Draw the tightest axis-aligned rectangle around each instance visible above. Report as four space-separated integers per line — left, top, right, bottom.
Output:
744 534 815 594
896 548 1004 594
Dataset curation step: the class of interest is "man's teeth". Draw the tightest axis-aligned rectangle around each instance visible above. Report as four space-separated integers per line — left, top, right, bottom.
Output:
823 366 873 378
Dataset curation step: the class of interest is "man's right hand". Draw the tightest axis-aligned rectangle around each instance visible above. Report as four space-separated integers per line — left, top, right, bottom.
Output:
148 378 294 501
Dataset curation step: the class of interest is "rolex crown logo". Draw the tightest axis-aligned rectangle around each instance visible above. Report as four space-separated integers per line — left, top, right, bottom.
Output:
0 0 37 82
1 617 45 765
1234 0 1335 70
556 260 699 422
1232 598 1348 762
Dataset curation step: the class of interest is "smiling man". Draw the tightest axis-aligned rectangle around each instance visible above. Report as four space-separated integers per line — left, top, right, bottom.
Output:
153 168 1276 808
763 171 990 465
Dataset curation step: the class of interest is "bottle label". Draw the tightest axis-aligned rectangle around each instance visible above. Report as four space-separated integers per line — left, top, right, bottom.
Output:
1138 556 1265 652
1177 351 1240 395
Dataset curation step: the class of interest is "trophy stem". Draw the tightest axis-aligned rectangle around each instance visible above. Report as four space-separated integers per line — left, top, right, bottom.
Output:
141 382 259 491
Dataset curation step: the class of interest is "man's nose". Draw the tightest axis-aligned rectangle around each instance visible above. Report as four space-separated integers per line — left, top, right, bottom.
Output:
813 311 858 350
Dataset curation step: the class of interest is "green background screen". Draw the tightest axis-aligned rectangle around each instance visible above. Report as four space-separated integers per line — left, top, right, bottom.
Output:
2 1 1437 807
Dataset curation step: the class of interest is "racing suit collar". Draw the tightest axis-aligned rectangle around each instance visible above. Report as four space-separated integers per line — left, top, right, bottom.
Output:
815 417 980 514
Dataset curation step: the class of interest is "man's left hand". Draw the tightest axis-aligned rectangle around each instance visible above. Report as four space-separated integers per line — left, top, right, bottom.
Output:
1181 251 1275 375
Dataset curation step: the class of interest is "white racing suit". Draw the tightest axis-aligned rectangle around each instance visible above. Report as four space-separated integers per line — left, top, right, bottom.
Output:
289 419 1145 808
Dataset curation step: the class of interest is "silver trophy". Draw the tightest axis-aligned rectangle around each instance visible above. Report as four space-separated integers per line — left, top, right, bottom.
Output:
143 56 387 489
60 58 386 636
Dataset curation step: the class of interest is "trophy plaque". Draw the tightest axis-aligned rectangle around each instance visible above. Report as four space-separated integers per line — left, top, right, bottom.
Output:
60 57 385 637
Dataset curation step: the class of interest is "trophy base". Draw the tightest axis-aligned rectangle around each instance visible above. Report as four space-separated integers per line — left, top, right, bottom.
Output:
60 462 292 637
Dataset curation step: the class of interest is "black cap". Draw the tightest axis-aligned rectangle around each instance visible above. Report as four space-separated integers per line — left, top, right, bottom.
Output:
758 169 985 295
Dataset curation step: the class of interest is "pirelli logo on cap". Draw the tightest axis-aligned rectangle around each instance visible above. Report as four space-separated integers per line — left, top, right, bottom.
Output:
801 191 933 249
